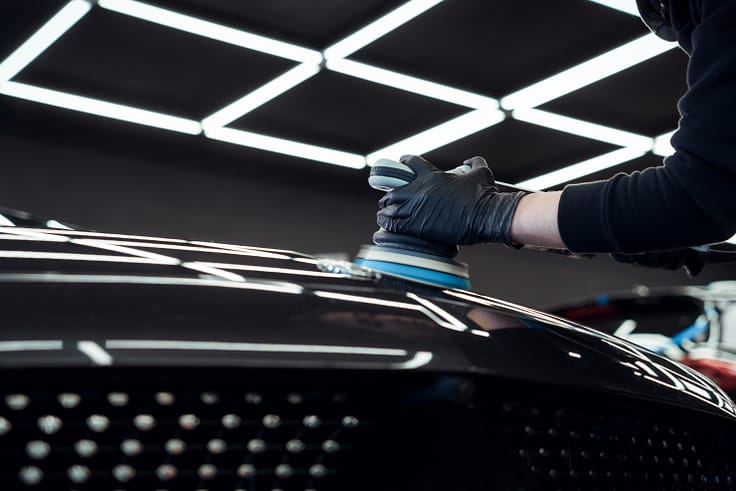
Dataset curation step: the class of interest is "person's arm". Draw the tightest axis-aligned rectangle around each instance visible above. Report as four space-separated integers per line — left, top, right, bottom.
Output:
507 190 709 276
509 191 565 249
556 0 736 254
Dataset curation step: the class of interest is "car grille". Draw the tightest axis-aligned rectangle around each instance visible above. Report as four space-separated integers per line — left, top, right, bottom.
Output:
0 369 370 491
0 370 735 491
496 393 736 491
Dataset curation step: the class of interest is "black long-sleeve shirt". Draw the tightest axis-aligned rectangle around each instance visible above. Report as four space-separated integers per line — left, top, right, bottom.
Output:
558 0 736 253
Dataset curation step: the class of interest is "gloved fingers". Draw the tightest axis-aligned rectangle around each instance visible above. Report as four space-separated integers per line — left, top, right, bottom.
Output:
377 192 393 209
377 182 420 208
463 155 489 172
377 204 412 221
611 251 690 271
399 154 440 175
463 155 496 185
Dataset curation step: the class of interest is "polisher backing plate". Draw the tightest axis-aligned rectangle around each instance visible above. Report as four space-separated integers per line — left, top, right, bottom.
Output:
354 245 471 290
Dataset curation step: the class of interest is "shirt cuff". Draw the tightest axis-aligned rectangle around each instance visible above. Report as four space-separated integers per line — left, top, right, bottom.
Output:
558 181 614 253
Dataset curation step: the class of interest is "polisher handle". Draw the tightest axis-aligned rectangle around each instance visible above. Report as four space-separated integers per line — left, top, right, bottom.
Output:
368 159 472 192
368 158 526 192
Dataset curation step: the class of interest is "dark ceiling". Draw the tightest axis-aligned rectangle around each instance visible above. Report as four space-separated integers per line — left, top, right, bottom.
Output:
0 0 688 189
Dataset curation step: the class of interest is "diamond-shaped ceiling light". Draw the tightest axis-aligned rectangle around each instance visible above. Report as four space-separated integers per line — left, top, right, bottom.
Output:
0 0 685 188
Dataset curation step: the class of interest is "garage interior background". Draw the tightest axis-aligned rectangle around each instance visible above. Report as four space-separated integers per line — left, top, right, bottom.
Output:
1 0 735 307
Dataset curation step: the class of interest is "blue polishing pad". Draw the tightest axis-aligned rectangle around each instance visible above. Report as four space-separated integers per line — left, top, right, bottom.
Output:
354 258 471 290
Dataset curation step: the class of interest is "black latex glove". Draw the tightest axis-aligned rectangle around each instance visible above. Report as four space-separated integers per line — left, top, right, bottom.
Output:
610 247 708 277
376 155 526 246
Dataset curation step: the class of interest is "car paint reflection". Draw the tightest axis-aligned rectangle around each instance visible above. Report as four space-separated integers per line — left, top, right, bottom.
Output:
104 339 433 370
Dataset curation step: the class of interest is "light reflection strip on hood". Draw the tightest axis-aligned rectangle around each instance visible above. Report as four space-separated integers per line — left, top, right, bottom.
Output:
0 251 171 264
84 240 294 260
194 262 344 279
191 241 295 259
77 341 113 366
0 340 63 351
406 292 468 332
390 351 433 370
313 291 422 311
315 290 471 333
105 339 408 357
444 288 585 332
70 238 181 265
182 262 245 282
0 228 71 242
0 229 299 260
0 273 304 295
2 228 188 244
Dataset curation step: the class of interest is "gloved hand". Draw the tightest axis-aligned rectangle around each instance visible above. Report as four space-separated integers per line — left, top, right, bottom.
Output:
610 247 708 277
376 155 526 246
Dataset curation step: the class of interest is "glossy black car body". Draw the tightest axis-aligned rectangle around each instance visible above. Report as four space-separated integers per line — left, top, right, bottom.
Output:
1 220 736 490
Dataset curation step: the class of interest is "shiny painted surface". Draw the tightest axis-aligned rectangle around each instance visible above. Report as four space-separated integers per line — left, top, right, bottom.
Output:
0 225 734 420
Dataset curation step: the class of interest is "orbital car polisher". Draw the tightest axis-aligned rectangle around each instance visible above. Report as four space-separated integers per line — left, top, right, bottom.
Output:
352 158 734 286
354 159 474 290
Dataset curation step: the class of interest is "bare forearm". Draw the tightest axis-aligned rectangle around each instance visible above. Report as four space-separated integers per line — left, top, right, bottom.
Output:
509 192 566 249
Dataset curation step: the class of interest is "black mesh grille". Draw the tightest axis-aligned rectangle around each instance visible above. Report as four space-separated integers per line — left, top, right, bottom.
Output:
494 397 736 491
0 369 735 491
0 369 371 490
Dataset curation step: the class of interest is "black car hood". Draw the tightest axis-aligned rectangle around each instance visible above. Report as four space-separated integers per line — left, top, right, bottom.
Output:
0 225 734 420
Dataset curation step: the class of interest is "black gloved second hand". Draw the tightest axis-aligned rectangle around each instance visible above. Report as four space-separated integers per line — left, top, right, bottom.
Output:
611 246 709 277
376 155 526 247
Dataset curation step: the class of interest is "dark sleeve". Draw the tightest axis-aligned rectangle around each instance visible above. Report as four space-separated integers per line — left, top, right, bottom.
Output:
557 0 736 254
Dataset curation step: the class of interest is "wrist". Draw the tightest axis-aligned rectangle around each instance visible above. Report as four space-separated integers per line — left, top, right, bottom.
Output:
472 191 527 246
509 191 566 249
